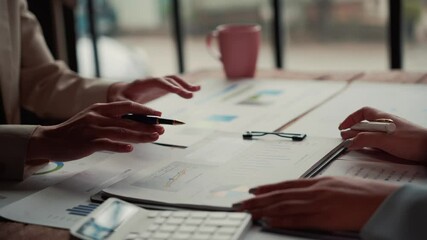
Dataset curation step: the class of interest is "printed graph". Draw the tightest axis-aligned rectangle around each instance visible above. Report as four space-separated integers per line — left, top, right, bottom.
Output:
67 203 99 216
239 89 284 105
33 162 64 175
207 114 237 122
132 162 210 192
210 185 250 198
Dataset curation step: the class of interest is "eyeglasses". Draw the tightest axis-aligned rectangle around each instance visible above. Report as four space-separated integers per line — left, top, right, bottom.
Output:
242 131 306 141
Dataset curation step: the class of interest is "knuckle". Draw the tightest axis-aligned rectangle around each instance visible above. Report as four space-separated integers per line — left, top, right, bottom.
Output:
312 187 331 197
90 103 104 111
122 100 134 109
84 112 98 122
361 106 374 113
117 128 127 135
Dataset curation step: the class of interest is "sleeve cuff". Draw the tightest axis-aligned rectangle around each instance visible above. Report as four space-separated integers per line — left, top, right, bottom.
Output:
361 183 427 240
0 125 37 181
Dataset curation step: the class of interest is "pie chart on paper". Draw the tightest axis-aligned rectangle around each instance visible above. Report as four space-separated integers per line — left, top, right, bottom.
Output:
33 161 64 175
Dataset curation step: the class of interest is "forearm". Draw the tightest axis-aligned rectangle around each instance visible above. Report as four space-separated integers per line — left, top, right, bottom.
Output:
20 65 111 119
19 1 111 119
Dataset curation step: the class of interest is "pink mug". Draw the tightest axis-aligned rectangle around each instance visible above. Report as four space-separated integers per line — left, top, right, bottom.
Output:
206 24 261 79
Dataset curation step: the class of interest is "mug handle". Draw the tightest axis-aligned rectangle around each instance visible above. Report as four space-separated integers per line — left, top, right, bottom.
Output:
206 31 221 60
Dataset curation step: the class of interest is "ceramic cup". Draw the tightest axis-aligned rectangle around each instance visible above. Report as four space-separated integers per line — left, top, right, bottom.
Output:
206 24 261 79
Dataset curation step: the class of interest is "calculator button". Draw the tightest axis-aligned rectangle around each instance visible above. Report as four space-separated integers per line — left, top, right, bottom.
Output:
217 227 237 234
191 232 211 240
178 225 198 232
225 220 242 227
191 212 208 218
228 213 247 220
171 232 191 240
154 217 166 224
148 224 160 232
139 232 152 238
160 211 172 217
206 219 241 227
125 232 140 240
159 224 178 232
166 217 184 225
185 218 203 225
209 212 227 219
147 211 159 218
212 234 233 240
198 226 216 234
152 232 170 239
172 211 190 218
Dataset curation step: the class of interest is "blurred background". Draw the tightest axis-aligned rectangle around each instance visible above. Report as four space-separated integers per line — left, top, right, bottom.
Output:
29 0 427 80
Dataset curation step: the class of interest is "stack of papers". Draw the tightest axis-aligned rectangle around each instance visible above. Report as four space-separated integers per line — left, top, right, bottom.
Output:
146 78 347 147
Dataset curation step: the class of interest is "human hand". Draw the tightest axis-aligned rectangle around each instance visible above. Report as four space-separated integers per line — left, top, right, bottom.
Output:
107 75 201 104
27 101 164 162
235 176 399 232
339 107 427 162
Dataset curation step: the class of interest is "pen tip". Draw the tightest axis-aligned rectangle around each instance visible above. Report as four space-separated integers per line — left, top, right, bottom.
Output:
173 120 185 125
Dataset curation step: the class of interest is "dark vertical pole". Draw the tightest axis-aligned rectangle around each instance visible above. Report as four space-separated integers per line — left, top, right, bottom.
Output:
271 0 284 69
389 0 403 69
171 0 185 73
87 0 101 77
63 4 78 72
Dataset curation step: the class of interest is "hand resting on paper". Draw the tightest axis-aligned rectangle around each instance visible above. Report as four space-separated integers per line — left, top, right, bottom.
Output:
339 106 427 163
27 101 164 162
235 107 427 233
234 176 399 231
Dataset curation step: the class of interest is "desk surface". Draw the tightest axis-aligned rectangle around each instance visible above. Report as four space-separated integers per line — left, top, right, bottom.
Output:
1 69 427 240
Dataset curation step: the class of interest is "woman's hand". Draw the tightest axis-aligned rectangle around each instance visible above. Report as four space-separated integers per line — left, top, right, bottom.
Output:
235 176 399 232
27 101 164 162
107 75 201 104
339 106 427 162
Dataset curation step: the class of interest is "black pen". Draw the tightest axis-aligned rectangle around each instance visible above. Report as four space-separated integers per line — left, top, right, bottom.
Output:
122 114 185 125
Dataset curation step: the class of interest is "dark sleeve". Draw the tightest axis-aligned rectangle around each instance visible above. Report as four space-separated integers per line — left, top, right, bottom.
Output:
0 125 37 180
361 183 427 240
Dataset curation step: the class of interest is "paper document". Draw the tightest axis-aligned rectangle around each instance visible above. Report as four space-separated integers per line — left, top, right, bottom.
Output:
0 144 180 229
322 160 427 183
102 133 344 210
146 78 347 147
0 152 110 209
286 82 427 138
322 150 427 183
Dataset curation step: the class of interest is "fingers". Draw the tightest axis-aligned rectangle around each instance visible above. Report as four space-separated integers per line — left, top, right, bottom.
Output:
235 189 316 210
90 101 162 117
348 132 392 150
249 178 322 195
340 129 359 140
338 107 391 130
166 75 201 91
88 113 165 135
249 200 317 220
87 126 160 143
262 214 324 230
144 76 199 99
91 139 133 153
162 77 195 99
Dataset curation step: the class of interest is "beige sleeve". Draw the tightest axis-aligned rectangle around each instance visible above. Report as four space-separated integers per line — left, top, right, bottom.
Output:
0 125 37 181
18 0 111 120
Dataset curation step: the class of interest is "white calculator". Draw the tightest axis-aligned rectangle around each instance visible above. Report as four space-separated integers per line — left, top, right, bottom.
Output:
70 198 252 240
